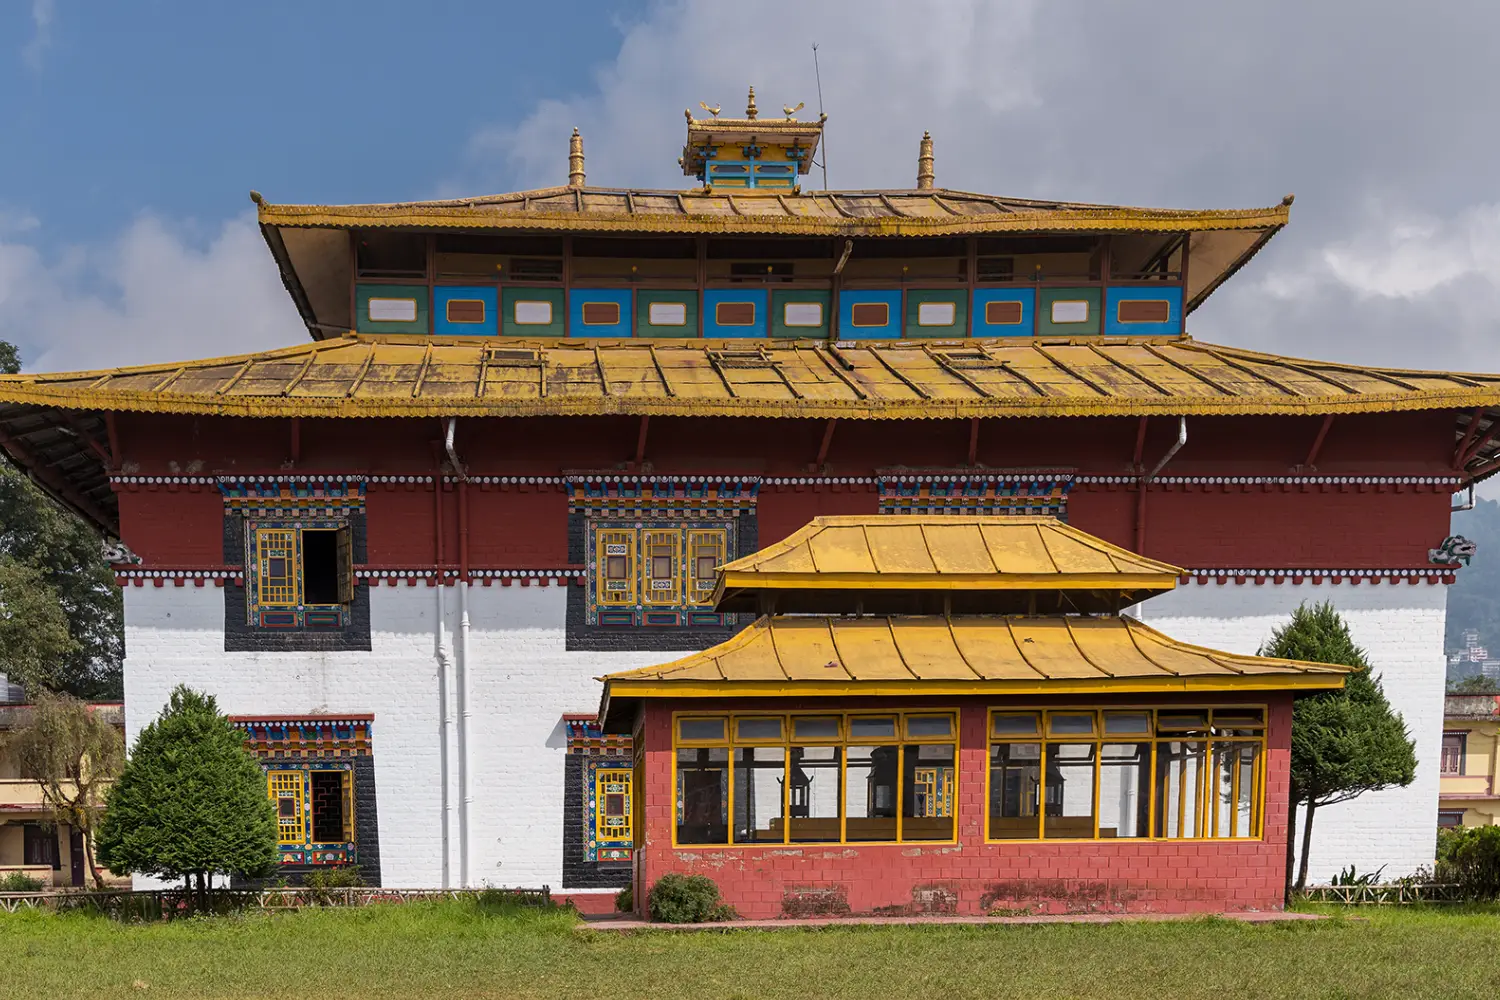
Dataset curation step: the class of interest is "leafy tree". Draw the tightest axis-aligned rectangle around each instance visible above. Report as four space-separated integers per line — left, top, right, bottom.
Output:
1449 674 1500 695
0 558 77 694
1447 497 1500 670
1261 602 1418 893
6 693 125 888
97 686 278 902
0 339 123 699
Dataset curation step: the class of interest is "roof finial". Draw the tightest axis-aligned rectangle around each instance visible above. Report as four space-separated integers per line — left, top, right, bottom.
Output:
568 127 585 189
916 131 934 191
746 85 758 120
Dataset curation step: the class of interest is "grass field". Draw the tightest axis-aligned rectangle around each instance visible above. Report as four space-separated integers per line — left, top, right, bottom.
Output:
3 901 1497 1000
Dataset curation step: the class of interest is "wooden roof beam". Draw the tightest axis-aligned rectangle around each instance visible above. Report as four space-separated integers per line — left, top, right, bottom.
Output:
0 427 115 534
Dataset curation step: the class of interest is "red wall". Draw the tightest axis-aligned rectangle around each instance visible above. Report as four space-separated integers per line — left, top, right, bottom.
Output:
110 410 1459 571
635 694 1293 919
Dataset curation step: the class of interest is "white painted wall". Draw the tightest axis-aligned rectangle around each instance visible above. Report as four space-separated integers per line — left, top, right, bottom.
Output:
1133 580 1448 882
123 583 661 890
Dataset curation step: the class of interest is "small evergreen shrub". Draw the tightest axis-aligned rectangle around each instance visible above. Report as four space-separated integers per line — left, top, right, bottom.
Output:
1436 825 1500 900
0 871 45 892
615 885 633 912
647 874 735 923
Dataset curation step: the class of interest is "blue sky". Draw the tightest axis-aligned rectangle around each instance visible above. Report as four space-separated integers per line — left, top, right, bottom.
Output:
3 0 1500 385
1 1 636 248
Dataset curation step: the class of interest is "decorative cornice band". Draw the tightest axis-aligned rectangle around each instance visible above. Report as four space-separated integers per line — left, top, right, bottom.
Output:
1178 568 1457 585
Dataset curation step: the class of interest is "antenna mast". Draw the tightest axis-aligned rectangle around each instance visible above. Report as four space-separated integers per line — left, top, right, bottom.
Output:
812 43 828 191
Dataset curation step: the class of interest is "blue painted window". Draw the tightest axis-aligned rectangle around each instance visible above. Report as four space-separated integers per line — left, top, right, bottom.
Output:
704 289 768 338
433 287 498 336
1105 287 1183 337
569 289 634 338
972 289 1036 337
839 290 902 339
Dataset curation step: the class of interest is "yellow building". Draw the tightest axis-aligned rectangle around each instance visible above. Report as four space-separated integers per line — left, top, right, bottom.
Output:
1440 694 1500 828
0 703 123 888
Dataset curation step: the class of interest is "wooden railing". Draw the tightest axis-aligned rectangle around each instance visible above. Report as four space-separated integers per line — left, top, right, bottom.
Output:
1298 882 1464 905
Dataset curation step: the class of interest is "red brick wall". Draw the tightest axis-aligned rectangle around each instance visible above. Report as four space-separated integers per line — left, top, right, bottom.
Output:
636 694 1292 919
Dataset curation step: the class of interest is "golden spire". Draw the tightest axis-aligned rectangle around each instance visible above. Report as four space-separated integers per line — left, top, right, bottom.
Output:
916 131 934 190
746 86 758 120
568 127 585 188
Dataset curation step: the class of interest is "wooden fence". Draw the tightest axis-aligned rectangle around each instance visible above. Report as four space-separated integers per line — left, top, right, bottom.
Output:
0 885 552 917
1298 882 1464 905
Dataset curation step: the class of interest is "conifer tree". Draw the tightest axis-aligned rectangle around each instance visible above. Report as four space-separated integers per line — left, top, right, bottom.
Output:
97 686 278 900
1261 602 1417 893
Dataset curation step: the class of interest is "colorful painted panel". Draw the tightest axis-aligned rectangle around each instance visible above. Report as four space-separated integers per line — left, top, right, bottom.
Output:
565 719 636 864
839 290 903 339
566 477 760 516
433 287 498 336
905 289 967 339
770 290 831 338
501 287 566 337
636 290 698 338
584 519 734 626
1105 286 1183 338
356 284 428 335
219 477 366 517
235 716 374 760
569 288 634 338
703 289 768 338
973 288 1036 336
1036 287 1102 337
878 474 1072 518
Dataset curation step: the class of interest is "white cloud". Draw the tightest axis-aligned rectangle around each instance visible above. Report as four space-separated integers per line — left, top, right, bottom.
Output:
0 212 301 373
22 0 55 72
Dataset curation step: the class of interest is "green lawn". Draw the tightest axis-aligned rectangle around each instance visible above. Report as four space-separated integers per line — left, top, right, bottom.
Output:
2 901 1497 1000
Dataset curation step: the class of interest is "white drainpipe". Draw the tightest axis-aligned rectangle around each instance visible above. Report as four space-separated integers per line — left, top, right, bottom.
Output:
458 581 472 887
435 584 453 889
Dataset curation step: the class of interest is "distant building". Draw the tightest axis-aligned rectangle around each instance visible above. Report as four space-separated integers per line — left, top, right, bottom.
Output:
0 703 124 888
1440 694 1500 828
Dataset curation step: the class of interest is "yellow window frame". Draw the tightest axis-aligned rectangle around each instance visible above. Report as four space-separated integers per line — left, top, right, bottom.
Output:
687 528 727 606
595 768 633 844
268 770 306 846
254 528 300 608
595 528 636 607
983 705 1269 844
641 529 681 606
670 709 960 849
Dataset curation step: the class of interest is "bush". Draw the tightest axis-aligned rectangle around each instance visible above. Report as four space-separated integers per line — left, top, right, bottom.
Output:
475 886 553 913
0 871 46 892
615 885 633 912
1435 825 1500 900
647 874 735 923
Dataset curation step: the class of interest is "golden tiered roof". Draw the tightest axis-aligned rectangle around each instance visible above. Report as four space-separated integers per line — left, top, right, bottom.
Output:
3 333 1495 421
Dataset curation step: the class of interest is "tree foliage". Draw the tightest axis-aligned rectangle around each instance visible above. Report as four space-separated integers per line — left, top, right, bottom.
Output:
0 558 78 694
97 686 278 893
1449 674 1500 695
6 693 125 888
1447 497 1500 671
1261 601 1418 892
0 339 123 699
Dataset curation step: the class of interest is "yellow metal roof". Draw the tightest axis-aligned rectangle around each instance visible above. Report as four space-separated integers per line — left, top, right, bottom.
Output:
717 515 1180 595
597 614 1354 705
2 333 1497 421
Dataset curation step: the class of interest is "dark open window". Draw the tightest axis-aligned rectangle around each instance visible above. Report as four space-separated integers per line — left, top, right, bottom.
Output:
302 527 352 606
310 771 348 843
23 824 59 869
356 231 427 279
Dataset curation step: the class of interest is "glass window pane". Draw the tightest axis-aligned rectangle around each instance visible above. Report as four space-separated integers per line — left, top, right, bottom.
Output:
735 717 784 742
989 743 1041 839
905 714 954 739
676 747 728 844
678 717 726 743
850 717 896 740
733 747 786 844
1044 743 1096 839
1213 743 1260 838
1155 740 1208 838
788 746 841 842
845 744 898 842
902 744 956 841
992 713 1040 737
1103 712 1151 735
1048 712 1096 737
1098 743 1151 839
792 717 840 741
1212 709 1264 729
1157 711 1209 734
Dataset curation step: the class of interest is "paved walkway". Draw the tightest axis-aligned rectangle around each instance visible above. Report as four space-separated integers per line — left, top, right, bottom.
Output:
582 910 1330 932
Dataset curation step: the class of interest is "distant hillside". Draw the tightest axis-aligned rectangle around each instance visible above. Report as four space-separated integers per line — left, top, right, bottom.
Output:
1446 496 1500 679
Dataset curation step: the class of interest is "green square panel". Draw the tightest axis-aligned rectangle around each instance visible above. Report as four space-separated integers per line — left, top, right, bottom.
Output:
1037 287 1102 337
501 287 567 337
770 290 830 338
904 289 967 339
356 284 428 334
636 290 699 338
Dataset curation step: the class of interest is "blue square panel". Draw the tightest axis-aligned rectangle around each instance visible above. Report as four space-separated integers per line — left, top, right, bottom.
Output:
704 289 768 338
434 287 498 336
569 288 634 338
973 288 1036 337
839 290 902 339
1105 286 1183 337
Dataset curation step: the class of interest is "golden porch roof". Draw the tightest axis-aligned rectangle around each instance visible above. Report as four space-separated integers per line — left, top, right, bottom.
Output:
4 333 1498 421
596 614 1354 719
712 515 1179 614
